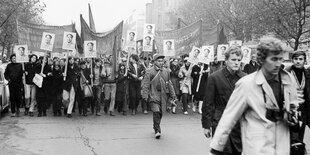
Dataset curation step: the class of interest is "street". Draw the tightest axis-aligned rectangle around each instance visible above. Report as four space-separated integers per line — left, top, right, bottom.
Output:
0 111 209 155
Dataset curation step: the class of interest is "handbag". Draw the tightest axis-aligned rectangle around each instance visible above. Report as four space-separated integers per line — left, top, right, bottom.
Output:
32 73 43 88
80 71 93 98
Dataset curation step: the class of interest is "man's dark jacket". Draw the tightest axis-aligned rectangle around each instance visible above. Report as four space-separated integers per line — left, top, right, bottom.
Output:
243 60 259 74
4 62 23 86
201 67 246 153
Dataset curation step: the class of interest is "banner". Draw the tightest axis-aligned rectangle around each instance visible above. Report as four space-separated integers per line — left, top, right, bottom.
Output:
17 21 76 52
80 15 123 56
155 20 202 56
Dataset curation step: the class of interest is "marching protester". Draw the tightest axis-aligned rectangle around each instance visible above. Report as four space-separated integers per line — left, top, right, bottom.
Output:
285 51 310 143
141 54 176 139
202 46 246 155
4 54 24 117
178 57 194 115
207 36 299 155
102 59 117 116
36 57 53 117
79 60 92 116
92 58 104 116
116 62 129 115
24 54 39 116
169 59 181 114
62 57 80 118
243 53 259 74
51 60 63 116
128 54 145 115
191 63 209 114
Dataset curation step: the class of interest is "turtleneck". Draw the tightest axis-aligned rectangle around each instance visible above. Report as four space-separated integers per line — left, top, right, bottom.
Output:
292 65 304 84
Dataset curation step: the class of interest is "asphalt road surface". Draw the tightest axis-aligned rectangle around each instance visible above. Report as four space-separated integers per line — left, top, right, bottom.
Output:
1 110 310 155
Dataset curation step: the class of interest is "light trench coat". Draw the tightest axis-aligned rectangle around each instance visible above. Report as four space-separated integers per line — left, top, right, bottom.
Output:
210 69 298 155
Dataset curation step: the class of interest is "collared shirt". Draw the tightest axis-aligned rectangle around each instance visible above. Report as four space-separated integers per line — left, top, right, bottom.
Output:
266 75 282 109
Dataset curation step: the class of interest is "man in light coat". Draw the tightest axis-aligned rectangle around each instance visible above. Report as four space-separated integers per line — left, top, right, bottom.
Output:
208 36 299 155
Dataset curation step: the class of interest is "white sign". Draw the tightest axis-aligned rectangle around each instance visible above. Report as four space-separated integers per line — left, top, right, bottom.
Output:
84 41 97 58
229 40 242 47
14 45 29 63
199 45 215 64
188 46 201 64
62 31 76 50
143 35 153 52
163 40 175 56
217 44 228 61
143 24 155 36
40 32 55 51
241 46 251 64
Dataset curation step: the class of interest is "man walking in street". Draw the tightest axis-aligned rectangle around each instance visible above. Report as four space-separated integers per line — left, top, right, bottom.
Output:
207 36 299 155
202 46 246 155
141 55 176 139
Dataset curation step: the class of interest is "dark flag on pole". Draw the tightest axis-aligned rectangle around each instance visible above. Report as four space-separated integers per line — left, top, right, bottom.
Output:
217 24 228 44
88 3 96 32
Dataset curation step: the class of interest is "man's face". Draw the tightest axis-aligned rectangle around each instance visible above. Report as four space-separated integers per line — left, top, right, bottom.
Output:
67 35 73 43
87 43 93 51
194 50 199 57
293 55 305 69
129 33 135 41
221 47 226 52
147 26 152 33
204 49 210 58
261 52 284 76
166 42 172 50
18 48 24 55
45 36 51 44
251 54 257 62
69 58 74 64
96 61 101 67
11 56 16 63
146 37 151 45
154 58 164 69
31 56 36 63
226 53 242 71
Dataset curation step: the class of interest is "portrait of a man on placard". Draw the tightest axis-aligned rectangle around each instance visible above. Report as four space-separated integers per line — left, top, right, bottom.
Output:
144 24 155 36
143 35 153 52
163 40 175 56
62 32 76 50
15 45 29 63
217 44 228 61
84 41 97 58
126 31 137 48
40 32 55 51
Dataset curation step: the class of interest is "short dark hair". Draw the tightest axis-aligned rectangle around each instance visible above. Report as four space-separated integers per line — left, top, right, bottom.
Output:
67 33 73 38
131 54 139 62
10 54 16 60
45 34 52 39
129 32 135 36
292 50 306 60
145 36 151 40
18 47 25 51
87 42 94 46
146 25 153 29
166 41 172 45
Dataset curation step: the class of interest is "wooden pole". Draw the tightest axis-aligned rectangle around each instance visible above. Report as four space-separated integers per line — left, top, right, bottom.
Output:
124 51 130 76
90 58 93 86
63 50 69 81
196 64 204 92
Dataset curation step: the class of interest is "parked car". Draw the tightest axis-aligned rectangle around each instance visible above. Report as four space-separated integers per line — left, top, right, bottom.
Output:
0 63 10 116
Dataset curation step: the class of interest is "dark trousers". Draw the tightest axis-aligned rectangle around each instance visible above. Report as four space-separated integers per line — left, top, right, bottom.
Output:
141 99 150 111
79 97 91 115
37 99 47 115
153 110 162 133
52 94 62 114
129 81 140 111
92 85 101 112
182 93 189 112
9 84 22 114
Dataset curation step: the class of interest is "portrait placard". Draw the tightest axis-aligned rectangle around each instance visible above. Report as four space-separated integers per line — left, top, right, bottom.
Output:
199 45 214 64
62 32 76 50
14 45 29 63
84 40 97 58
241 46 252 64
143 24 155 36
143 35 153 52
217 44 228 61
163 40 175 56
188 46 201 64
40 32 55 51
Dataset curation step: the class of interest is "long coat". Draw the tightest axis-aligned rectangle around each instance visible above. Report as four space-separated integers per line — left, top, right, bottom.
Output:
210 69 298 155
191 64 208 100
178 65 193 94
201 67 246 153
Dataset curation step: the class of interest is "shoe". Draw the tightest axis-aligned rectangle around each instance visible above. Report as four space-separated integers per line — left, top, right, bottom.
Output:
29 112 34 117
43 112 47 117
110 111 115 116
24 109 29 115
143 110 148 114
131 110 136 115
53 113 57 117
103 107 108 114
11 113 16 117
172 107 176 114
83 113 87 117
184 111 188 115
155 132 161 139
123 111 127 116
67 114 72 118
38 113 42 117
192 105 196 112
96 113 101 116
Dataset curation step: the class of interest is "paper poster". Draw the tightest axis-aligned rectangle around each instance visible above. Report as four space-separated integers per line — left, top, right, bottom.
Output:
199 45 214 64
143 24 155 36
143 35 153 52
62 31 76 50
84 40 97 58
126 31 137 47
40 32 55 51
217 44 228 61
229 40 242 47
188 46 201 64
14 45 29 63
241 46 252 64
163 40 175 56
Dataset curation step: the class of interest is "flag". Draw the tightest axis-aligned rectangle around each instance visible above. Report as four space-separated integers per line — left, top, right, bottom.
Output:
88 3 96 32
218 25 228 44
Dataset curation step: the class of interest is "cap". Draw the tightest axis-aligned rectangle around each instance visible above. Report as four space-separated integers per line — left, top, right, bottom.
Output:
184 57 189 61
153 54 165 60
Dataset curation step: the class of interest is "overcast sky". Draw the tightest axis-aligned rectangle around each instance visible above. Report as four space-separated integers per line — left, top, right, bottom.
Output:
41 0 151 33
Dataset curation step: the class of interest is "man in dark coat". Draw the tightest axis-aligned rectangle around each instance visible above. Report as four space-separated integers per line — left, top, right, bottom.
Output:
243 53 259 74
285 50 310 142
202 46 246 155
4 54 23 117
141 55 176 139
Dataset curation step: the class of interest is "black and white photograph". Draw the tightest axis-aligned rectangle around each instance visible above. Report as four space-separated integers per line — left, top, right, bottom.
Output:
1 1 310 155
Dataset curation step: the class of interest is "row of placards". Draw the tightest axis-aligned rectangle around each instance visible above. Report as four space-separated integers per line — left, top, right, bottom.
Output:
186 45 252 65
